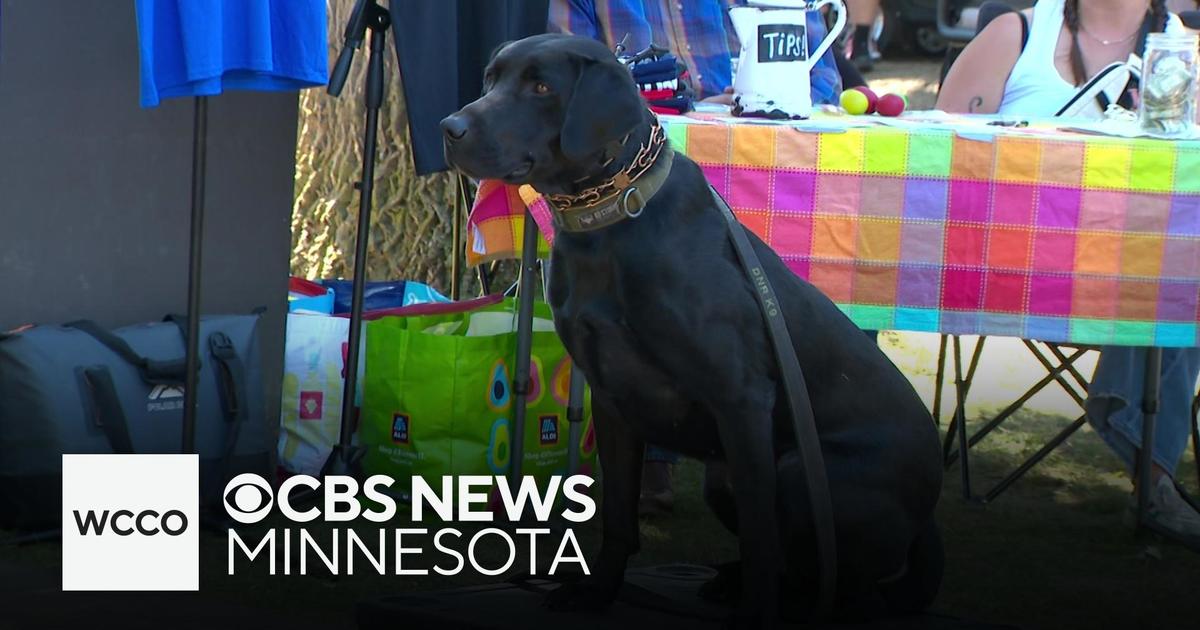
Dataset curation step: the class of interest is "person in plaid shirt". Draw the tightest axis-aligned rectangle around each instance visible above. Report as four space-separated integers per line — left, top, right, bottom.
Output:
548 0 843 105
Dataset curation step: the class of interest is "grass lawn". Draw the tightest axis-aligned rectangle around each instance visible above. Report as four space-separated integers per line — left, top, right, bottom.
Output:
4 333 1198 629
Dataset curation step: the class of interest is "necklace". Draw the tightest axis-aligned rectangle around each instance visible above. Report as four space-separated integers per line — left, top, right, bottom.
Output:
1077 4 1148 47
1079 22 1141 46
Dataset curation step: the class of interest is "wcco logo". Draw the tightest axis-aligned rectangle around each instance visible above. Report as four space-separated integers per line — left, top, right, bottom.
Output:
72 508 189 537
62 454 199 591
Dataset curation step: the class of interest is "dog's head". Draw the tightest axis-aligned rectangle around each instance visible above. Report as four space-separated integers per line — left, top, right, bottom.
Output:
441 34 645 190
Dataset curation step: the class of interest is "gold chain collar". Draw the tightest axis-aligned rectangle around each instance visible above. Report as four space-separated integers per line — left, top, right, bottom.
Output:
546 118 667 212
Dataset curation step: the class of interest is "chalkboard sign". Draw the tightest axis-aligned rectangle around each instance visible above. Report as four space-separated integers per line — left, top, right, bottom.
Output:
757 23 809 63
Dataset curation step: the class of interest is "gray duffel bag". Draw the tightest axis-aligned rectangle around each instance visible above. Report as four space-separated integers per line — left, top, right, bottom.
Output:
0 314 271 530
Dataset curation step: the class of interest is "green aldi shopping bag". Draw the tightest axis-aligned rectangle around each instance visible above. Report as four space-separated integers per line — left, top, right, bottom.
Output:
361 299 596 495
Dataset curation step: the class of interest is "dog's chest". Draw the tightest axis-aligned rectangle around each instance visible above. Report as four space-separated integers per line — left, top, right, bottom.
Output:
556 296 682 404
558 303 721 450
549 271 725 454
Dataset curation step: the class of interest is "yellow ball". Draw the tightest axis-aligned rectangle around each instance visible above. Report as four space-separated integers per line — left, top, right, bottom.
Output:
840 89 869 115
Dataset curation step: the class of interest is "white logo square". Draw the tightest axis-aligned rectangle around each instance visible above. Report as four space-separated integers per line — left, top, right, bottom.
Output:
62 454 199 591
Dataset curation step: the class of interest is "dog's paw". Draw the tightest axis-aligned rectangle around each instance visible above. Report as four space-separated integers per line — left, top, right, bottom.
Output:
543 579 619 612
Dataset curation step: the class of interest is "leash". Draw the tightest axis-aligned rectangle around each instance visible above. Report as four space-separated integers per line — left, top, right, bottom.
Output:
541 120 838 615
710 185 838 620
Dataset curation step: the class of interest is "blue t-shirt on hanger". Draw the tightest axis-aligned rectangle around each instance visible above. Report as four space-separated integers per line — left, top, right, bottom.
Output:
136 0 328 107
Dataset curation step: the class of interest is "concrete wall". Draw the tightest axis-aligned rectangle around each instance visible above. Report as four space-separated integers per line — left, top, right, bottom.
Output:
0 1 298 428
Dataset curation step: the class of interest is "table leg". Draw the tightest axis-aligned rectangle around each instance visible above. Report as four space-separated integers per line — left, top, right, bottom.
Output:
1136 346 1163 532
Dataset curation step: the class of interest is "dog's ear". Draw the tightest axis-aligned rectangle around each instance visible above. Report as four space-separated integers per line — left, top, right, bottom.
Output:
560 57 645 162
488 40 513 65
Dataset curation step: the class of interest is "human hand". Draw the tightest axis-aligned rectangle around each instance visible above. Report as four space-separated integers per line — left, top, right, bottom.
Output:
700 87 735 105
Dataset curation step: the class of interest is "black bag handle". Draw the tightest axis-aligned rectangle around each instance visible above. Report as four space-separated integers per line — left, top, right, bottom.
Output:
164 314 243 426
173 312 251 489
210 333 247 493
66 320 186 385
209 333 245 426
81 366 135 454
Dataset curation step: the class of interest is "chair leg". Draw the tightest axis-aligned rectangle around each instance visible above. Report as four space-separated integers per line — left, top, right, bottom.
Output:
943 336 986 465
945 343 1085 463
984 414 1089 503
932 334 948 427
951 341 1096 502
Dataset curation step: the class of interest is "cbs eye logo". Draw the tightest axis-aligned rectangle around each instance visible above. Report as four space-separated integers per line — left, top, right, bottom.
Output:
223 473 274 524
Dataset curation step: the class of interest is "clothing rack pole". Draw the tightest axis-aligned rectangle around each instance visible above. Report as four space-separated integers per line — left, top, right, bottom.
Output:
181 95 208 454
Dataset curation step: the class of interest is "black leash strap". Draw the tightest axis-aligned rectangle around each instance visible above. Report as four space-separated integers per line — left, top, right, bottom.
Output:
711 185 838 619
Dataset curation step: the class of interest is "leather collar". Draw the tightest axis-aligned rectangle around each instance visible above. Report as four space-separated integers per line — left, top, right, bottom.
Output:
544 117 673 233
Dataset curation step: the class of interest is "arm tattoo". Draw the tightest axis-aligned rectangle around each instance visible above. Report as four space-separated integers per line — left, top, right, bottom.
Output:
967 96 984 113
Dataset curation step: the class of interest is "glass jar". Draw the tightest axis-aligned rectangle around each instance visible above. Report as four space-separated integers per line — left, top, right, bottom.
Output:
1139 31 1199 138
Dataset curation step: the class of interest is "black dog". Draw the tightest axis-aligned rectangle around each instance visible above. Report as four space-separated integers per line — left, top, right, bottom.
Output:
442 34 943 625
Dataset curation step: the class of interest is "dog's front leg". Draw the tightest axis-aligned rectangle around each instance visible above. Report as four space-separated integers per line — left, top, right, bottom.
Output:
713 394 782 628
545 393 643 611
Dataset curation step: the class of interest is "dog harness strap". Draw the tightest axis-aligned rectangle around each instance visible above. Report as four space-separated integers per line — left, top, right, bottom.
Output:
710 185 839 621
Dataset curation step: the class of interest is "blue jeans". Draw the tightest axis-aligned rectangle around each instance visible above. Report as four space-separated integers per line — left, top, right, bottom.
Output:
1085 346 1200 478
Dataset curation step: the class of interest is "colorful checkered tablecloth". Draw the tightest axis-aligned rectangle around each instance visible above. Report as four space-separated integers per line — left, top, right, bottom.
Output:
466 114 1200 347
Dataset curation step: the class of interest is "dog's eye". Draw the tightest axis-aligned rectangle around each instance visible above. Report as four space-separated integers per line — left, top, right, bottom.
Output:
533 82 551 95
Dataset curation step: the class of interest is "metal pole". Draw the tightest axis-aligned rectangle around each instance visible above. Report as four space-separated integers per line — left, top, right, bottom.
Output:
508 210 540 486
1137 347 1163 530
182 95 208 454
325 4 389 477
953 335 972 500
450 175 465 300
985 415 1089 503
932 334 948 427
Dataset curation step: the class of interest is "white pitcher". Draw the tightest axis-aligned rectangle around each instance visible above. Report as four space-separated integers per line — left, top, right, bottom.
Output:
730 0 847 119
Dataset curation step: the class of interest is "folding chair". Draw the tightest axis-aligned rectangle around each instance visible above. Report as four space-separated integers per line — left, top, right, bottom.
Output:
934 335 1200 503
934 336 1098 502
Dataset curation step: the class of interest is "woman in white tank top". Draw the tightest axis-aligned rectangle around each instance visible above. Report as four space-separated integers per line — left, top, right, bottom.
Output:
995 0 1079 115
937 0 1200 545
938 0 1176 115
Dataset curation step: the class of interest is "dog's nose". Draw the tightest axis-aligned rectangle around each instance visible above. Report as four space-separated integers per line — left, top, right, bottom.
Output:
440 115 469 142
